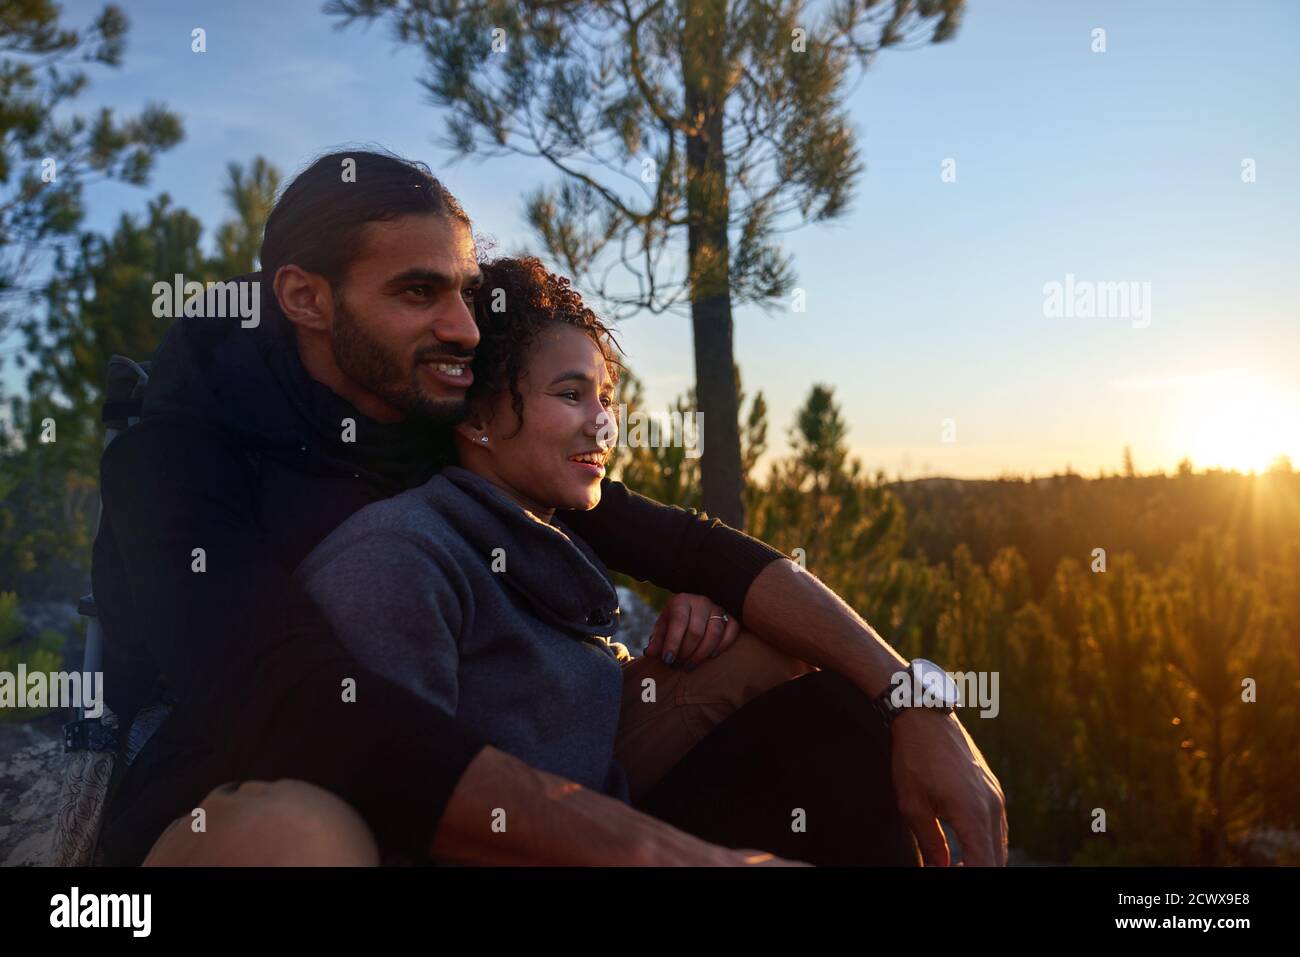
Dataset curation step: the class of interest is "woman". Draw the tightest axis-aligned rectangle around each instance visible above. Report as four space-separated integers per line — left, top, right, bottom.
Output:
293 256 741 804
293 257 928 869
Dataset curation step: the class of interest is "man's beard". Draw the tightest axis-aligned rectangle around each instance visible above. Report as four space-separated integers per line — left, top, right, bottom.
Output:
330 293 470 425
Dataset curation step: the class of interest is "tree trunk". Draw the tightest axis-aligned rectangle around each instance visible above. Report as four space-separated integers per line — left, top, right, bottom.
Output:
683 0 745 529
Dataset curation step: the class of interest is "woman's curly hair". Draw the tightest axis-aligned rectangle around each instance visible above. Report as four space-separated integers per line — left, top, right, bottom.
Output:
469 256 623 438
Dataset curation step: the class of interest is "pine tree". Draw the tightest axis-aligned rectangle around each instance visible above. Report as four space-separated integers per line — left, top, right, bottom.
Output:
327 0 964 528
1 2 181 338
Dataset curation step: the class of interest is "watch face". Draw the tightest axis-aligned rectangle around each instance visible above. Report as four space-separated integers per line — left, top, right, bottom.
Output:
911 659 959 709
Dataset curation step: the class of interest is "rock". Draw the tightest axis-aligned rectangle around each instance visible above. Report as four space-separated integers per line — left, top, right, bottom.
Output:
615 586 657 657
0 719 63 867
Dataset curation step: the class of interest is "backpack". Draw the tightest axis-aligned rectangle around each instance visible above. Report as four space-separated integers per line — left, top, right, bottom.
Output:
47 355 172 866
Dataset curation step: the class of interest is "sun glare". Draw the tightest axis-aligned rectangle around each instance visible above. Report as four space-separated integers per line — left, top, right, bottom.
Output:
1177 372 1299 473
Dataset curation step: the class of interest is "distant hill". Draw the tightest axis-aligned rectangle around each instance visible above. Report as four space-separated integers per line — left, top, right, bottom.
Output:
888 469 1300 595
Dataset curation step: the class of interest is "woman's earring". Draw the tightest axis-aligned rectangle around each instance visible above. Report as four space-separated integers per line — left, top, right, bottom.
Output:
479 434 489 445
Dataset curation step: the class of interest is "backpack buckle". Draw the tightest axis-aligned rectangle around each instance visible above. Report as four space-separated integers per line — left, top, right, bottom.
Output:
63 717 120 753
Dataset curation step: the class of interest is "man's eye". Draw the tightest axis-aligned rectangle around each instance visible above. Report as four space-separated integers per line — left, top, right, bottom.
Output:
408 285 431 298
600 395 613 408
462 287 477 301
559 390 580 401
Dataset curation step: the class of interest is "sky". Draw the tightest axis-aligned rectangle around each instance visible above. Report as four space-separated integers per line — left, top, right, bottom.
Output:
30 0 1300 479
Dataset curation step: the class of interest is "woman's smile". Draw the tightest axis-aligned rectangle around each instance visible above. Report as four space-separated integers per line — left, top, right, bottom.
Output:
568 448 609 479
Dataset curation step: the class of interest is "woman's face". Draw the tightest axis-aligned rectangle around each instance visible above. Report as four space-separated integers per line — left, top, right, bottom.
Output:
457 324 617 518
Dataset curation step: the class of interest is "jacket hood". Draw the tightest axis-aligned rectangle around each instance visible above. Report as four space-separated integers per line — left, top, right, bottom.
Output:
429 466 622 642
141 272 454 492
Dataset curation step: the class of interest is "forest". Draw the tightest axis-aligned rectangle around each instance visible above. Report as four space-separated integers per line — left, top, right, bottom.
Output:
613 374 1300 866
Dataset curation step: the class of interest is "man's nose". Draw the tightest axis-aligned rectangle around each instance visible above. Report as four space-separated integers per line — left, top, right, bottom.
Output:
433 294 480 351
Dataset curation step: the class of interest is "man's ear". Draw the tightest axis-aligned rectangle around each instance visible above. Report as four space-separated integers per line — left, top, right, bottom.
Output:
273 264 333 333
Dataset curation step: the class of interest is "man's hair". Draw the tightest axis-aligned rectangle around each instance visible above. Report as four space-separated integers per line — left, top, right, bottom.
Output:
470 256 623 438
259 148 469 305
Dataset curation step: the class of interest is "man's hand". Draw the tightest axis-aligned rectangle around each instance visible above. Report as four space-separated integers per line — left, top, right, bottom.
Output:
890 709 1008 866
738 560 1009 866
644 593 742 667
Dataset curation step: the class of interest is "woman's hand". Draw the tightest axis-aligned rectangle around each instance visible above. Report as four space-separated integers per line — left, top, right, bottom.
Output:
643 593 742 668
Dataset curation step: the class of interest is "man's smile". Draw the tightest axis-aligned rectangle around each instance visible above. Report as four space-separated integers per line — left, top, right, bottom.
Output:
418 356 474 390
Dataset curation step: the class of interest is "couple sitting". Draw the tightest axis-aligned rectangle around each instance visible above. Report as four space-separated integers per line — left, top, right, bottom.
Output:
93 149 1006 867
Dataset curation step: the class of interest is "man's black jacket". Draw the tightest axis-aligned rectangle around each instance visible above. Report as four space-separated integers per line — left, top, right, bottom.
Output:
92 275 784 864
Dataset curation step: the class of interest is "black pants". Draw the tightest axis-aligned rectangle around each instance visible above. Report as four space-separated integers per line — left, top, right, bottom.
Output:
634 668 921 866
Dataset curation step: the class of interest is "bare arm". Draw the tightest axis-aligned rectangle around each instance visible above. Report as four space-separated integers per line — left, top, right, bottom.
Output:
740 559 1009 867
740 559 907 697
429 746 798 866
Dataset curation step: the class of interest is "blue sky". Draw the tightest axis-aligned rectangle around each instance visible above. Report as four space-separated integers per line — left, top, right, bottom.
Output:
39 0 1300 478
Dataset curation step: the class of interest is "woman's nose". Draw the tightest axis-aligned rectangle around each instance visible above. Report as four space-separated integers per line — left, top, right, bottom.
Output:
589 407 616 446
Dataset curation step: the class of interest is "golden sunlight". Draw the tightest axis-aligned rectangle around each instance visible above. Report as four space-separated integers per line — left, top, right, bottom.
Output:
1176 371 1300 473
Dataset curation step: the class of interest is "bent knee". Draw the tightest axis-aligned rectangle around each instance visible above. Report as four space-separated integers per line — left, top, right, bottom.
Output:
706 630 815 703
143 779 380 867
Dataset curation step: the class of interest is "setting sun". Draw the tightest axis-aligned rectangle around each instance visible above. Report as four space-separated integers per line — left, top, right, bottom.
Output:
1175 371 1299 473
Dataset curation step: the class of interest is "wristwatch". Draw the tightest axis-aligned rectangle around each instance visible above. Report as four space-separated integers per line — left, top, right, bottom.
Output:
872 658 959 729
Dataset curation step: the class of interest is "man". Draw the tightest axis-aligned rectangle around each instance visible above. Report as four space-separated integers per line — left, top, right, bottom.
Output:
94 149 1006 866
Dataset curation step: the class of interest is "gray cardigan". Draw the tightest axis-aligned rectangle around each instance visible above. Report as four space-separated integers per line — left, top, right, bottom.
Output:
294 465 632 801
